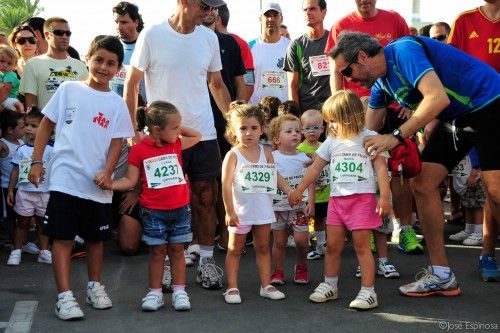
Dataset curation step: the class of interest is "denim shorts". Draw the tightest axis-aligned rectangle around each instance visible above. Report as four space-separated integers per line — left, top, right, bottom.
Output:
139 204 193 246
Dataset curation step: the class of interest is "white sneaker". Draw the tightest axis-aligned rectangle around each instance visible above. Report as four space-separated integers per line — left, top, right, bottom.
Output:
309 282 338 303
86 282 112 309
7 249 21 265
184 250 194 267
172 290 190 311
377 260 400 278
141 292 164 311
55 292 84 320
259 285 285 300
38 250 52 264
349 289 378 310
463 232 483 246
21 242 40 254
187 244 200 261
449 230 470 241
307 243 326 260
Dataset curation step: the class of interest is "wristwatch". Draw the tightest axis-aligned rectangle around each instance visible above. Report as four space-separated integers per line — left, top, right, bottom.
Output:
392 128 404 142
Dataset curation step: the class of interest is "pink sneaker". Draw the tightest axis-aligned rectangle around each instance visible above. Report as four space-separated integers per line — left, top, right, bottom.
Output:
270 270 285 285
294 265 309 284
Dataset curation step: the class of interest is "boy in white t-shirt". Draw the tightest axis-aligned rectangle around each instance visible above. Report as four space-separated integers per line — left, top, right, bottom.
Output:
29 36 134 321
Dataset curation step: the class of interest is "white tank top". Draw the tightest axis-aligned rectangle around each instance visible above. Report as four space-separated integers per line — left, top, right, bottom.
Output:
232 145 275 225
0 138 23 188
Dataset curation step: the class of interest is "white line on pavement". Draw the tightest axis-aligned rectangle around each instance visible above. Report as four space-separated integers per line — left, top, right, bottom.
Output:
5 301 38 333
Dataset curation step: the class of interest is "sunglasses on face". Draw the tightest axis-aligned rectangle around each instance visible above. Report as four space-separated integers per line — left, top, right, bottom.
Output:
50 29 72 37
432 34 447 41
340 60 356 77
302 126 321 132
16 36 36 45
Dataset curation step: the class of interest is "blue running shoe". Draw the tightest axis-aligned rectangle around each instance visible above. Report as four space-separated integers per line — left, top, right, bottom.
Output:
479 254 500 282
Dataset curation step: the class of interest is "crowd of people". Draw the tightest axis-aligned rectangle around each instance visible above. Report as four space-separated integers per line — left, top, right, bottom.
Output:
0 0 498 321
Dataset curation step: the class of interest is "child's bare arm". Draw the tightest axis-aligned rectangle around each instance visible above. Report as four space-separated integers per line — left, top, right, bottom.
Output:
289 157 327 206
7 165 19 206
94 138 123 189
180 126 202 150
111 164 140 192
373 155 391 217
28 117 54 187
221 151 238 226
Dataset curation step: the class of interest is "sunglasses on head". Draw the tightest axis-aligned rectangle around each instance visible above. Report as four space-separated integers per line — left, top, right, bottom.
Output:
50 29 72 37
302 126 321 132
432 34 447 41
16 36 36 45
196 0 214 11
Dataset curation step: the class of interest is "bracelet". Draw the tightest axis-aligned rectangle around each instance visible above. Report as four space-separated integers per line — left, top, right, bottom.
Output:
30 160 43 166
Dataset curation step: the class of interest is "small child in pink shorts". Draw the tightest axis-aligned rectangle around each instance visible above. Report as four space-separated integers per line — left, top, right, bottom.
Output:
289 90 391 310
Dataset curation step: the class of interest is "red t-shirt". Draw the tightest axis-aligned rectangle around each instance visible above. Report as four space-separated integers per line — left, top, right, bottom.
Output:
128 137 189 210
230 33 254 70
324 9 410 97
449 7 499 72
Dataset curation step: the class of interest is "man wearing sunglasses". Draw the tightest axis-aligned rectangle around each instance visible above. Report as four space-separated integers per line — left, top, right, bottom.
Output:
125 0 231 292
19 17 88 109
429 22 451 42
330 31 500 298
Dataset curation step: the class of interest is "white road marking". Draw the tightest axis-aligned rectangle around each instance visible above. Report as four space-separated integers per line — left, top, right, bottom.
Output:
5 301 38 333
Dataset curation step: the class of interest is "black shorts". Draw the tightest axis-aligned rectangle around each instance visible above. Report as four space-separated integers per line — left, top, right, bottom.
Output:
315 202 328 219
216 126 231 162
111 191 141 224
421 99 500 171
42 191 112 241
379 107 407 135
182 139 222 181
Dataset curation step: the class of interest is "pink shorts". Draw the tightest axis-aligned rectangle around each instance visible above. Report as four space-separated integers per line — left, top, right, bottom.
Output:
326 193 382 231
14 190 49 217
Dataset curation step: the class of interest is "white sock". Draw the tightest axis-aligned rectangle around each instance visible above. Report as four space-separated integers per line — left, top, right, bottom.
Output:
58 290 73 300
87 281 100 289
473 224 483 235
324 276 338 289
360 285 375 293
464 223 474 234
199 245 214 266
378 257 388 264
316 231 326 246
431 266 451 279
400 224 412 232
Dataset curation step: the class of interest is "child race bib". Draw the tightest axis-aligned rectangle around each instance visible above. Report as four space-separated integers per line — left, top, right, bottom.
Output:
143 154 186 189
315 165 330 189
330 152 369 183
273 174 307 206
18 159 47 183
236 163 277 193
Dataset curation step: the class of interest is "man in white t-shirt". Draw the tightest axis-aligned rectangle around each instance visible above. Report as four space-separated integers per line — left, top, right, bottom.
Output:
124 0 231 291
248 2 290 104
20 17 88 109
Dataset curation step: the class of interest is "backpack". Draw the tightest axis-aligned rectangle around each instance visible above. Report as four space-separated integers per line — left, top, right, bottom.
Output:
388 138 422 178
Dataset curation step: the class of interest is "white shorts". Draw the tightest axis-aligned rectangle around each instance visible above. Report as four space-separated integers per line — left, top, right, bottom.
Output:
14 190 49 217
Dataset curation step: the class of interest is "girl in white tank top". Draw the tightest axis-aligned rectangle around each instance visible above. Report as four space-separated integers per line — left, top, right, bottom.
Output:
221 104 292 304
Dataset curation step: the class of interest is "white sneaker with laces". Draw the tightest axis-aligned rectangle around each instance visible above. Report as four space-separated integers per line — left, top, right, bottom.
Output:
307 243 326 260
86 282 112 309
21 242 40 254
463 232 483 246
7 249 22 265
142 292 164 311
38 250 52 264
172 290 190 311
377 260 400 278
449 230 470 241
309 282 338 303
349 289 378 310
399 266 461 297
55 292 84 320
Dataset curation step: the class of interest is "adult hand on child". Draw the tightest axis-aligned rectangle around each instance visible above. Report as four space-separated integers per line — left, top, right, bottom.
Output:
94 170 113 190
28 163 44 188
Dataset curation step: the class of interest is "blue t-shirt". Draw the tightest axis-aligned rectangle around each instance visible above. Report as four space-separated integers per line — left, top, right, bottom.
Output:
369 36 500 121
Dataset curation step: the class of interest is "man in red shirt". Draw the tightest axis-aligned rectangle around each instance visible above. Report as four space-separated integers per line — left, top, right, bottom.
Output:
448 0 499 281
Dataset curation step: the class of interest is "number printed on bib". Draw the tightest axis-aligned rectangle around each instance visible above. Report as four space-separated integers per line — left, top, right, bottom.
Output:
110 64 129 86
18 159 47 183
237 163 277 193
314 165 330 189
330 152 369 183
261 71 286 88
452 155 471 178
309 55 330 77
143 154 186 189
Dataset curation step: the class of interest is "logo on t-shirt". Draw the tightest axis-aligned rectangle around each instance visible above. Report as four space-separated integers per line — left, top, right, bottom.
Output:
92 112 110 129
469 31 479 39
46 66 79 92
276 57 285 69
